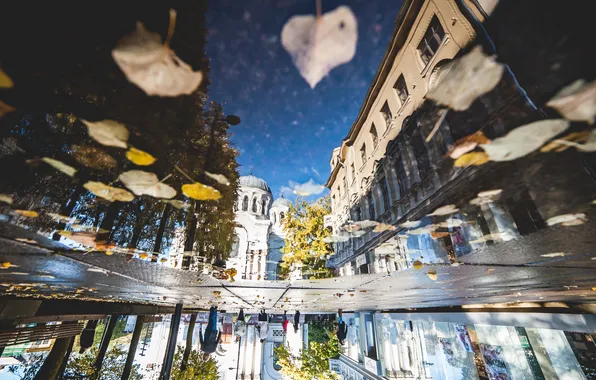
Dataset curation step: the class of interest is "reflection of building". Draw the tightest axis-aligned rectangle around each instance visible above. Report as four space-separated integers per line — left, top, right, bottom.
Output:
324 0 563 276
227 175 291 280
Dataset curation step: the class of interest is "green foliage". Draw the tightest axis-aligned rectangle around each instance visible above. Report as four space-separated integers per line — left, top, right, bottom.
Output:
273 334 341 380
308 321 335 344
63 346 142 380
8 353 44 380
280 196 334 279
171 346 219 380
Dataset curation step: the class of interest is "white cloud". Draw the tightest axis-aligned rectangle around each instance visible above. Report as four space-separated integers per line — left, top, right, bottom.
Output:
280 186 294 198
311 167 321 178
289 179 326 196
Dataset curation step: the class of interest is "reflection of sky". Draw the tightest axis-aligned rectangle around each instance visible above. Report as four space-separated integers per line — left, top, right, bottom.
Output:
206 0 402 198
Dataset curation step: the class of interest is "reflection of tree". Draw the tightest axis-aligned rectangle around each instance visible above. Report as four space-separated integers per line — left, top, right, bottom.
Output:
8 353 45 380
170 346 218 380
274 334 341 380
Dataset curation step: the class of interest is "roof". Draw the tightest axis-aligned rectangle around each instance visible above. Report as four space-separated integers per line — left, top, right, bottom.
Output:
239 175 271 193
272 197 292 208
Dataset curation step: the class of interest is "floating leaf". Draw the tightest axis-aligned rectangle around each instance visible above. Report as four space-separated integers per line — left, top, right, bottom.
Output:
126 147 156 166
71 145 117 170
478 189 503 198
429 204 459 216
480 119 569 162
322 234 350 243
112 13 203 97
412 260 423 269
453 151 489 167
47 213 76 223
0 194 13 205
540 131 591 153
15 238 38 244
373 223 396 233
105 250 114 256
448 131 491 159
281 6 358 88
546 213 587 227
546 79 596 124
0 100 16 117
119 170 176 199
166 200 190 210
57 230 97 246
541 252 566 258
427 270 438 281
84 181 134 202
343 224 361 233
205 171 230 186
469 233 501 244
82 119 129 149
160 257 167 263
41 157 77 177
14 210 39 218
485 268 494 275
400 220 421 228
182 182 222 201
431 231 450 239
469 197 493 206
138 253 149 259
352 220 378 229
1 262 11 269
0 69 14 88
427 46 504 111
87 268 109 276
551 129 596 152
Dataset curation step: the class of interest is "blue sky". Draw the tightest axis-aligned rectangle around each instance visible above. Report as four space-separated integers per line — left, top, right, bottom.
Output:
206 0 402 199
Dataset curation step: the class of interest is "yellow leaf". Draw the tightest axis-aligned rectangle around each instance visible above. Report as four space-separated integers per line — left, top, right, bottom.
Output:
0 194 13 205
84 181 134 202
42 157 77 177
540 131 590 153
0 100 16 117
182 182 222 200
412 260 423 269
427 270 438 281
1 262 11 269
0 69 14 88
105 250 114 256
160 257 167 263
14 210 39 218
454 152 489 167
126 147 156 166
138 253 149 259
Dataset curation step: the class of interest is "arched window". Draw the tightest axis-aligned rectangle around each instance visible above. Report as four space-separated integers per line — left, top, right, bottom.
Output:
273 213 277 224
261 198 266 215
280 212 285 221
242 196 248 211
252 198 257 213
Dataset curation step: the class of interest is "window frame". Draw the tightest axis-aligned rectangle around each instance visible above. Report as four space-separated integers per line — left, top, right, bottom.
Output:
370 123 378 148
417 15 446 66
394 75 409 106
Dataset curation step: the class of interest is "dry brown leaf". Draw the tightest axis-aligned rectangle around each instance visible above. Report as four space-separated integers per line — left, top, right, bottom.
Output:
373 222 396 233
84 181 134 202
0 194 13 205
453 152 489 167
448 131 491 159
14 210 39 218
0 69 14 88
82 119 129 149
540 131 591 153
126 147 156 166
71 145 117 170
551 129 596 152
480 119 569 161
41 157 77 177
119 170 176 199
546 79 596 124
15 238 38 245
0 100 16 117
431 231 450 239
112 12 203 97
546 213 587 226
182 182 222 201
427 46 504 111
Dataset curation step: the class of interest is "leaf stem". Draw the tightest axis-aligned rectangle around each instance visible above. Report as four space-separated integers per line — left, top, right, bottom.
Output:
165 9 177 48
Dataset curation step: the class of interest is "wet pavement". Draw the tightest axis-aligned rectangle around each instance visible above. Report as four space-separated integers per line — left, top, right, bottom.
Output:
1 220 595 312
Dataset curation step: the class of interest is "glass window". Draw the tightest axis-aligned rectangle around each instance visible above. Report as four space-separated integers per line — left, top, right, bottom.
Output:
371 123 378 148
395 155 408 197
394 74 409 105
381 101 393 127
242 196 249 211
379 173 390 212
360 143 367 165
350 163 355 183
368 191 375 220
417 16 445 65
261 198 266 214
252 198 257 212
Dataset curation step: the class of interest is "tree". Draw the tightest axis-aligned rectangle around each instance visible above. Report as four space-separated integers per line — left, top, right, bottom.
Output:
170 346 219 380
280 196 334 279
63 346 142 380
274 334 341 380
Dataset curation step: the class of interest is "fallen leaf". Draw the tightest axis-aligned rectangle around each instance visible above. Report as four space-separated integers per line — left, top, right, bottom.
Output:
427 46 504 111
105 250 114 256
82 119 129 149
400 220 421 228
480 119 569 161
47 213 75 223
160 257 167 263
431 231 450 239
546 79 596 123
165 200 190 210
546 213 587 226
540 131 591 153
126 147 156 166
213 291 221 296
485 268 494 275
84 181 135 202
119 170 176 199
441 218 464 228
352 220 378 229
15 238 37 244
322 234 350 243
71 145 118 170
469 233 501 244
450 262 461 267
0 194 13 205
373 222 396 232
409 226 435 235
87 268 109 276
448 131 491 159
0 100 16 117
281 6 358 88
41 157 77 177
540 252 566 258
453 151 489 167
14 210 39 218
429 204 459 216
182 182 222 201
205 171 230 186
412 260 423 269
551 129 596 152
343 224 361 233
0 69 14 88
138 253 149 259
57 231 97 246
112 12 203 97
469 197 493 206
427 270 438 281
477 189 503 198
1 262 10 269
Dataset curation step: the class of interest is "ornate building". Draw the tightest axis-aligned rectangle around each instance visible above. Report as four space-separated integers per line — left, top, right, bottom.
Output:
227 175 291 280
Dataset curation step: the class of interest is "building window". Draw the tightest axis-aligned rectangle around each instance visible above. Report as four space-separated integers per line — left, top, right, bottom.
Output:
273 213 277 224
417 16 445 66
350 164 355 183
280 212 285 220
394 75 408 105
379 173 390 212
381 101 393 128
367 192 375 220
371 124 378 148
395 155 408 197
252 198 257 213
343 176 348 197
353 205 362 221
361 143 367 165
261 198 266 215
242 196 249 211
332 195 336 209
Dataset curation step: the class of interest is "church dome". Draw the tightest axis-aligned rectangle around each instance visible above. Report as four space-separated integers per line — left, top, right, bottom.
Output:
272 197 292 208
239 175 271 193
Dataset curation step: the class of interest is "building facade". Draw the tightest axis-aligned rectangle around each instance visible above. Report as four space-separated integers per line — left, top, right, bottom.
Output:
227 175 291 280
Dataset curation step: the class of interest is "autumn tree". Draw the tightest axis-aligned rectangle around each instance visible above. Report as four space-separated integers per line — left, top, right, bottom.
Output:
170 346 219 380
280 196 334 279
274 334 341 380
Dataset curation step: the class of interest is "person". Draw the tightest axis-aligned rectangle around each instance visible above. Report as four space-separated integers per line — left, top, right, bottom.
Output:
336 309 348 345
234 308 250 342
293 310 300 333
282 311 289 335
200 306 221 355
79 319 99 354
256 309 269 342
